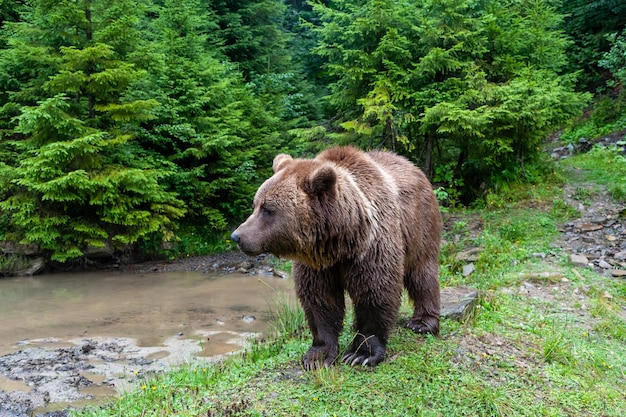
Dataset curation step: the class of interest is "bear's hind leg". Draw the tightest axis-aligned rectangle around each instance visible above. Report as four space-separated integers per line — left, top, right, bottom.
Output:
404 261 440 336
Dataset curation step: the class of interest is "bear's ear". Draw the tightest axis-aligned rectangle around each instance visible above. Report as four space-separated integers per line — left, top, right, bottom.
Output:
273 154 293 173
304 165 337 196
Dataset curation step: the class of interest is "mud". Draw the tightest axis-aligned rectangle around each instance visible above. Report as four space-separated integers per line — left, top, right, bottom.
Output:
0 254 291 417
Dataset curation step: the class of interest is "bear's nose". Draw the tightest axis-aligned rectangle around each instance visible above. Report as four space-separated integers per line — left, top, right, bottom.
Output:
230 232 241 244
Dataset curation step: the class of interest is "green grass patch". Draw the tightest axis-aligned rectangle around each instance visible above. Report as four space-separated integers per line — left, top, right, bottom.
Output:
560 145 626 203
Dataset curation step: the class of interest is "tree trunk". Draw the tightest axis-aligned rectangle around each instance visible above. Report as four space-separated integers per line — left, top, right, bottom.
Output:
423 134 434 180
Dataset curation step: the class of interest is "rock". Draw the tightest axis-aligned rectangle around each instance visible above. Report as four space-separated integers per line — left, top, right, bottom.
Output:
272 269 289 279
570 254 589 268
614 251 626 261
237 261 254 273
83 242 114 259
14 256 46 276
611 269 626 278
455 247 481 262
589 216 607 224
597 259 612 269
462 263 475 277
441 286 479 321
578 223 603 232
242 315 256 324
0 241 41 256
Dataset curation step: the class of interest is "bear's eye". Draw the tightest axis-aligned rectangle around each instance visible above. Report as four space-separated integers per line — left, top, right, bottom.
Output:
260 205 274 216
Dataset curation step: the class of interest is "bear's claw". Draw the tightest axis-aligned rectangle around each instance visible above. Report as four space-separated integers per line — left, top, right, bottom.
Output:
405 317 439 335
302 346 337 371
342 352 376 367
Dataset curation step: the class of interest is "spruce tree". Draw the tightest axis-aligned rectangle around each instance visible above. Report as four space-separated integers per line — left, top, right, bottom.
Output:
0 0 185 263
133 0 278 234
310 0 589 201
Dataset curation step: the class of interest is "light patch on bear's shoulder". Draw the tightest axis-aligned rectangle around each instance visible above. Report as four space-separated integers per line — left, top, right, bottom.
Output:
367 154 400 198
339 167 380 252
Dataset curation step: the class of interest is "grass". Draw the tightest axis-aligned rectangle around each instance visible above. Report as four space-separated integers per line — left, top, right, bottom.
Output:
73 150 626 417
559 145 626 204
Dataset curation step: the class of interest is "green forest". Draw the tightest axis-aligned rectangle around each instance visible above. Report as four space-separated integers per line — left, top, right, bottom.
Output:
0 0 625 269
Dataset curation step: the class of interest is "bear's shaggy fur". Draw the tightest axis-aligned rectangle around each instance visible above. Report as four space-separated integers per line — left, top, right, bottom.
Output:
231 146 442 369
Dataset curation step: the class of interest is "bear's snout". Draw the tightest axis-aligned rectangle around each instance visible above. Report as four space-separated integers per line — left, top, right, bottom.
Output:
230 231 241 244
230 225 263 256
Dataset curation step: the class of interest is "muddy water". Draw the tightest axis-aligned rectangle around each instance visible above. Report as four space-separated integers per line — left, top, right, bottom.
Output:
0 270 293 357
0 270 294 414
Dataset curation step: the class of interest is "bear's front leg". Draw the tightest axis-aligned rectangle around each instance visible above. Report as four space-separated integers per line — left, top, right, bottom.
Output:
342 332 387 367
343 266 402 367
293 263 345 371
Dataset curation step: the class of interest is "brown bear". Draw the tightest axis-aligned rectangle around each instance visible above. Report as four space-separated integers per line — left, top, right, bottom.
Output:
231 146 442 369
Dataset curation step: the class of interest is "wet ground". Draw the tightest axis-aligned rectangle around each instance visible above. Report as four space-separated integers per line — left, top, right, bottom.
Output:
0 255 292 417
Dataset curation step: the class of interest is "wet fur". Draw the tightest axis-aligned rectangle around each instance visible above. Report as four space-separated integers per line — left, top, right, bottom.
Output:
231 146 442 369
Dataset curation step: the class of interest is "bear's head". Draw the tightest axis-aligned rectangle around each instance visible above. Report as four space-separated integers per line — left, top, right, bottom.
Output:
231 153 338 266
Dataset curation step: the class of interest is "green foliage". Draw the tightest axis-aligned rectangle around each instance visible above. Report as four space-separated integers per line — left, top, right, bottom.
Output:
309 0 588 201
132 0 280 232
0 0 328 263
2 96 185 261
0 1 186 262
0 0 620 265
560 0 626 91
600 29 626 85
212 0 290 78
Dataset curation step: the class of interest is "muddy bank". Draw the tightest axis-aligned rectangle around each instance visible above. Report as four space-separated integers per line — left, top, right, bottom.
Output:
118 251 265 275
0 256 290 417
0 334 256 417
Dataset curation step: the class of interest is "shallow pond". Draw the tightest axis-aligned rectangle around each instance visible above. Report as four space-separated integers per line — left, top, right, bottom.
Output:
0 269 294 414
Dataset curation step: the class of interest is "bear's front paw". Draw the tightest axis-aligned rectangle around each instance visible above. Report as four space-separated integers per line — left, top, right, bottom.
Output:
302 345 337 371
342 335 386 367
406 316 439 336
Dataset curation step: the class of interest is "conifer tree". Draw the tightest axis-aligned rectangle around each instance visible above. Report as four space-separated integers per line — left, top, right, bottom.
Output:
134 0 278 232
212 0 290 78
0 0 185 263
310 0 588 200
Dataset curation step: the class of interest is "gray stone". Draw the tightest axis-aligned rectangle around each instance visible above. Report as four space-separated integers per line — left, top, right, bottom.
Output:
242 315 256 323
614 251 626 261
0 241 41 256
455 247 481 262
84 242 114 259
578 223 603 232
570 254 589 268
462 263 475 277
14 257 46 276
441 286 479 321
590 216 608 224
597 259 613 269
611 269 626 278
